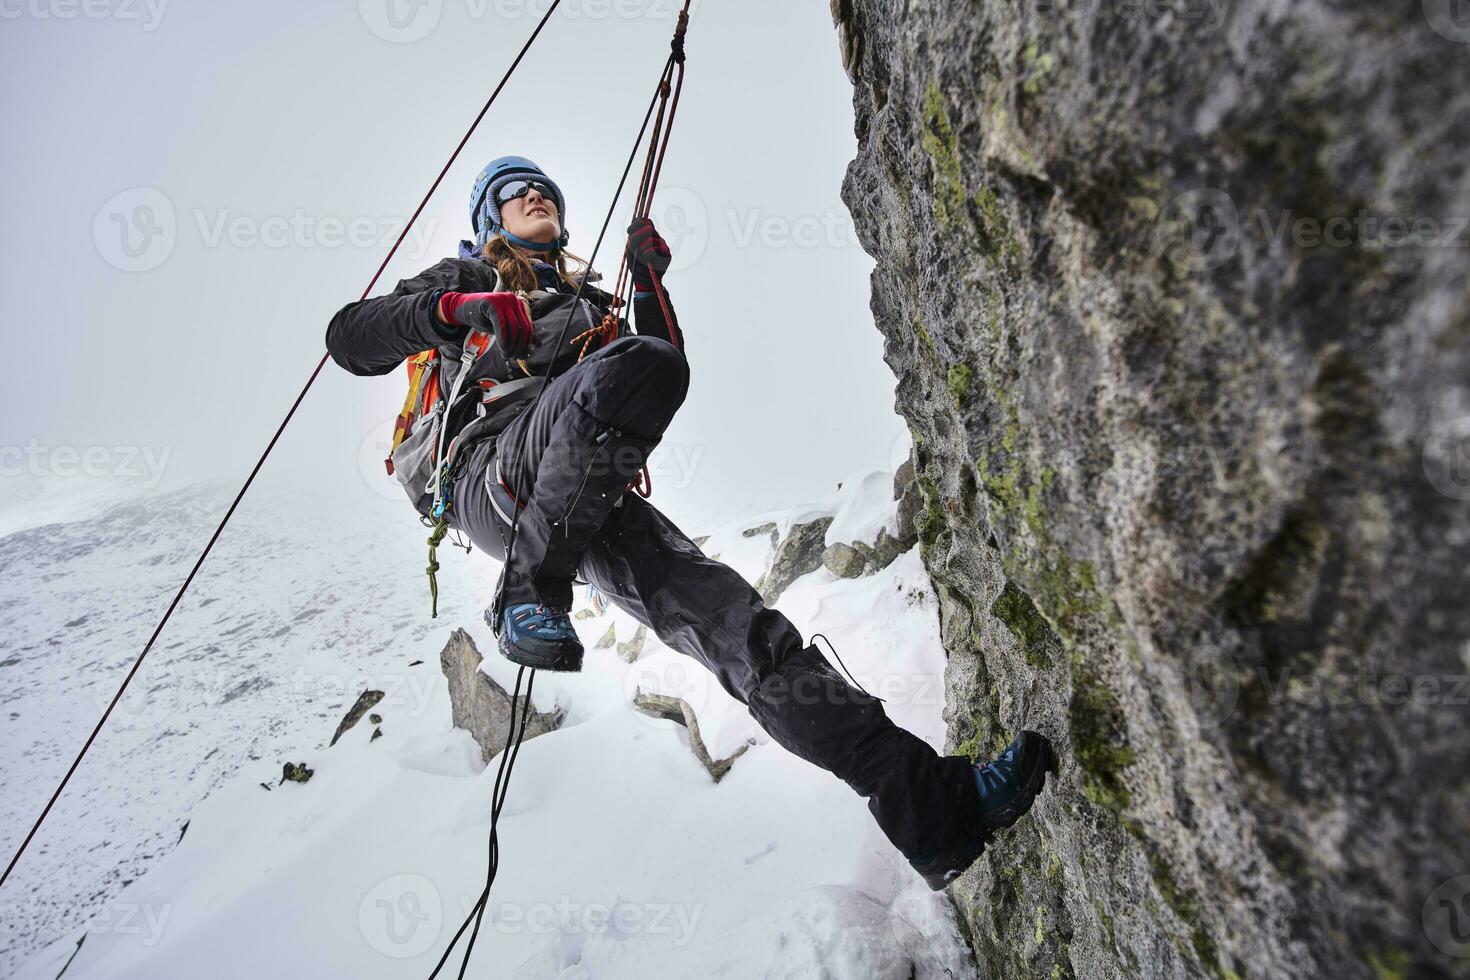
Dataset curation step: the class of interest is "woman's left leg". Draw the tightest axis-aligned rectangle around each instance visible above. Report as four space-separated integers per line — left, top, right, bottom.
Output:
578 493 998 887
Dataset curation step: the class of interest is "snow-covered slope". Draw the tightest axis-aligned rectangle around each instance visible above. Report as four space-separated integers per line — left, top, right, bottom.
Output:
4 471 977 979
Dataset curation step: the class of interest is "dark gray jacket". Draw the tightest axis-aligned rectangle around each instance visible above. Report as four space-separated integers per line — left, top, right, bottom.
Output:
325 254 683 503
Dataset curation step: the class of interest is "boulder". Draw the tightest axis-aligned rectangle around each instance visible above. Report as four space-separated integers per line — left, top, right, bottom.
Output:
822 542 868 579
759 517 835 604
439 628 563 764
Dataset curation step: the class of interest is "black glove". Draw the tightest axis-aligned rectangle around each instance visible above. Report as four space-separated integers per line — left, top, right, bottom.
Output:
625 217 672 292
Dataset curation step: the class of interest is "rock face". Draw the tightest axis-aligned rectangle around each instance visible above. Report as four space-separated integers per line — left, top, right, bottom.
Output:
439 629 563 764
833 3 1470 979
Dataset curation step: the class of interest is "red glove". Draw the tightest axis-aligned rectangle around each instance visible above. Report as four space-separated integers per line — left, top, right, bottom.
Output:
437 291 534 358
625 217 672 292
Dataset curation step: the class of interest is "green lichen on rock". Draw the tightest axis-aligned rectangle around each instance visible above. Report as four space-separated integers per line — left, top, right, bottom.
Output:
1018 550 1107 643
1021 40 1057 96
977 412 1104 640
948 363 974 407
920 80 967 232
1068 671 1135 812
1364 948 1412 980
973 184 1023 271
1144 843 1222 975
914 318 937 359
280 762 313 785
913 473 948 557
991 580 1055 668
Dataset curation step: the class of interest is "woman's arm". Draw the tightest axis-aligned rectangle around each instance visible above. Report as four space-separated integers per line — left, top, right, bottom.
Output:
631 281 684 351
624 219 685 351
324 258 477 377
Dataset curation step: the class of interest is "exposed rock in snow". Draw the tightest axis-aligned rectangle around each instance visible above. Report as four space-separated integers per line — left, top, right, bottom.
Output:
629 689 756 783
329 689 384 747
758 517 834 604
822 542 868 579
278 761 313 785
616 624 648 663
439 628 563 765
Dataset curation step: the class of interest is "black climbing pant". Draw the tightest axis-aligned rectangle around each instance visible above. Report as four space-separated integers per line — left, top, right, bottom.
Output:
422 334 985 871
497 334 689 609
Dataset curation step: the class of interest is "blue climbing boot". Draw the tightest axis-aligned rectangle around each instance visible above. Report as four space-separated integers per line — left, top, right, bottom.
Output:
912 730 1058 891
495 602 584 672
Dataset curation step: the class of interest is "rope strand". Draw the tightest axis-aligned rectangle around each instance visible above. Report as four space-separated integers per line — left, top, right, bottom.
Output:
450 15 694 970
0 0 568 897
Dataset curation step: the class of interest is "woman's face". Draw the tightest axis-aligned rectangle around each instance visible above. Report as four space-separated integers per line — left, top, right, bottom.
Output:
500 185 562 245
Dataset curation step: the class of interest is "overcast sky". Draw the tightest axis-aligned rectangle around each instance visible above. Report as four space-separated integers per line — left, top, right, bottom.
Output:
0 0 909 532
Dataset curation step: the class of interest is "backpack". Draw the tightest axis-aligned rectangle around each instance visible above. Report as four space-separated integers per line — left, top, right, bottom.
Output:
383 327 510 509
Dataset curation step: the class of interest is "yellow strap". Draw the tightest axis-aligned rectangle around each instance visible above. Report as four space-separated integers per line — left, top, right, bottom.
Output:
388 351 437 457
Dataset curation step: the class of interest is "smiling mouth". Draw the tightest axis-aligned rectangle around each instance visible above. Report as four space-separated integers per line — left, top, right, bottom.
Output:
529 207 550 218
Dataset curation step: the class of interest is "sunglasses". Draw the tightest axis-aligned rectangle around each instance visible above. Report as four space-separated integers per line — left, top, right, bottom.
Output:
495 179 558 208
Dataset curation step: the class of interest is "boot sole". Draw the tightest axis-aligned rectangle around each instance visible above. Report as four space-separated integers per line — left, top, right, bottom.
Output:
496 631 584 672
920 730 1059 891
488 607 585 672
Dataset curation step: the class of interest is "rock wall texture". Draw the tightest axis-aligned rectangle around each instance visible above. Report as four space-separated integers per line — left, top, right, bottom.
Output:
832 1 1470 977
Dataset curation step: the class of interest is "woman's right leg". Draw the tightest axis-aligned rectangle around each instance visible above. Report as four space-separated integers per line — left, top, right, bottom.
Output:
492 335 688 612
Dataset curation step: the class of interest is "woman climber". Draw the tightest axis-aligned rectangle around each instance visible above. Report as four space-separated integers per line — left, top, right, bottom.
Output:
324 155 1057 890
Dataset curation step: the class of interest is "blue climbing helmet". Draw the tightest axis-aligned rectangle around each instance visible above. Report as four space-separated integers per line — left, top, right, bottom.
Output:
467 155 569 255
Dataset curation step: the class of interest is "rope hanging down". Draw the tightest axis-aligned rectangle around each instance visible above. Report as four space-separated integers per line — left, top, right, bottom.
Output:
434 9 695 975
0 1 567 892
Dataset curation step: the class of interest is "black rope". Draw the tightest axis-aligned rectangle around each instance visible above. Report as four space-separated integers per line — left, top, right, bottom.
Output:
422 665 533 980
489 49 676 630
437 50 682 978
0 0 567 893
